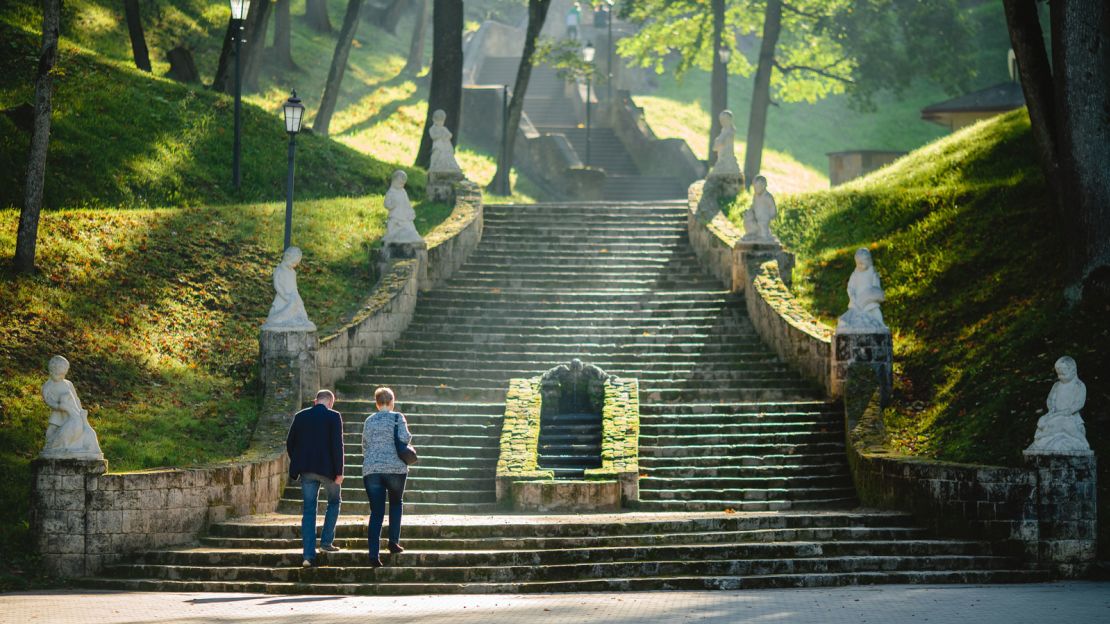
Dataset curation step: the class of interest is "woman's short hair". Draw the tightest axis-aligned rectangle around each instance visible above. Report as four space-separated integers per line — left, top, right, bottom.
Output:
374 387 395 407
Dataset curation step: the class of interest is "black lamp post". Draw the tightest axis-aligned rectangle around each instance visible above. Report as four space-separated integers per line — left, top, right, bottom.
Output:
605 0 614 103
498 84 510 196
718 45 731 112
229 0 250 190
582 41 596 167
282 91 305 251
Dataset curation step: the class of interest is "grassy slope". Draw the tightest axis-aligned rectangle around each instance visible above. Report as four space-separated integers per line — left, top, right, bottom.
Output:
0 4 457 581
13 0 540 202
633 1 1011 188
764 110 1108 551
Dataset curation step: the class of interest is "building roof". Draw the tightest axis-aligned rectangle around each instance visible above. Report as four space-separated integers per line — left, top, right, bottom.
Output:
921 81 1025 120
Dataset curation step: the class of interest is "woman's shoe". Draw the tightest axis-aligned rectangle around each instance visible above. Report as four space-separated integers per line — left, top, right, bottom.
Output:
369 557 384 568
388 543 405 554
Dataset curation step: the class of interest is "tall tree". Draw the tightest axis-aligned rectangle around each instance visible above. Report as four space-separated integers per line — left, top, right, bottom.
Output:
123 0 152 72
304 0 334 33
14 0 62 273
1004 0 1110 292
487 0 553 195
211 18 237 93
620 0 973 186
241 0 275 92
415 0 464 169
315 0 365 135
742 0 781 185
403 0 430 75
272 0 298 69
708 0 726 165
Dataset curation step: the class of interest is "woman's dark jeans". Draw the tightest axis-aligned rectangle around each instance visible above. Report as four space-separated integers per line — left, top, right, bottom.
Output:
362 473 407 559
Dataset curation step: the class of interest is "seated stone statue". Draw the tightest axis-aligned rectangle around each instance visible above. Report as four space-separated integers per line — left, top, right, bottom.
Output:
708 110 741 177
383 170 424 245
1025 356 1091 455
40 355 104 461
741 175 778 242
428 109 462 174
836 248 888 333
262 246 317 332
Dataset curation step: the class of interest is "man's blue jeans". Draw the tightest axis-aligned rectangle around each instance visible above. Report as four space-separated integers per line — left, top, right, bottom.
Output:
363 473 407 559
300 472 342 561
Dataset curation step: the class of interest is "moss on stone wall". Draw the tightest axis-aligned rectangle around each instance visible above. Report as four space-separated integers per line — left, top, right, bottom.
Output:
496 378 554 482
585 378 640 480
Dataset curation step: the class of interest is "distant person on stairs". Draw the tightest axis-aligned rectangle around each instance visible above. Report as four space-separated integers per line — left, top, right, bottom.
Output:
362 386 413 567
566 2 581 40
286 389 345 568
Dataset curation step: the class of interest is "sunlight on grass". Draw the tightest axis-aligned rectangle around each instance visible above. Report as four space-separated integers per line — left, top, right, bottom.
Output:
634 95 829 195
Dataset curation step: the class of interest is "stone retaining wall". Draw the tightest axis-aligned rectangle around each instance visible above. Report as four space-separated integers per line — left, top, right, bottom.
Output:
686 180 743 292
844 366 1097 577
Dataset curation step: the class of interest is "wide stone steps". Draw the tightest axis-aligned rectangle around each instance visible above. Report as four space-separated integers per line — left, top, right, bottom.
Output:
637 453 849 469
633 498 861 512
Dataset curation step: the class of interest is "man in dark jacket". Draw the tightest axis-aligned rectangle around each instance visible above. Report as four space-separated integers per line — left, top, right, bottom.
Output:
286 389 345 567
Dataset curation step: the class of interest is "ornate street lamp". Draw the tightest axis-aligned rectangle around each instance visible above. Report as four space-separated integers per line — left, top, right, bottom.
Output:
718 44 731 111
582 41 596 167
281 91 305 251
497 84 511 196
604 0 614 103
229 0 250 190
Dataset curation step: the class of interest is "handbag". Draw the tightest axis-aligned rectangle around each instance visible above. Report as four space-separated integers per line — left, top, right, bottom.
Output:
393 412 418 465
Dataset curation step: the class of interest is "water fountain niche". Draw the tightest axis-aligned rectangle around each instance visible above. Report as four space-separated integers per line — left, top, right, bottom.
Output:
537 359 614 478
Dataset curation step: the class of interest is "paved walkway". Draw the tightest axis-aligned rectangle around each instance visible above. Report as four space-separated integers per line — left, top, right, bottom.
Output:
3 583 1108 624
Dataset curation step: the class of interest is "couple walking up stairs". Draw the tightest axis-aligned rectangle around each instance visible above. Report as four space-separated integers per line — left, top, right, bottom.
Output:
85 201 1044 593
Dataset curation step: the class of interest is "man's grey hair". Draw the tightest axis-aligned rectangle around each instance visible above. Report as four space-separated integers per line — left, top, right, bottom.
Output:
315 389 336 403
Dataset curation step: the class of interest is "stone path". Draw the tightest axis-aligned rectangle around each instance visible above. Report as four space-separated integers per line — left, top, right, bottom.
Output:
4 583 1108 623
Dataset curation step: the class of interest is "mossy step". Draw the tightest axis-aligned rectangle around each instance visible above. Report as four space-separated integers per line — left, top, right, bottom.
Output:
633 497 859 512
640 431 843 446
281 488 498 505
641 475 852 490
638 453 848 468
640 441 846 458
643 464 851 478
641 420 841 434
637 486 858 503
639 401 836 414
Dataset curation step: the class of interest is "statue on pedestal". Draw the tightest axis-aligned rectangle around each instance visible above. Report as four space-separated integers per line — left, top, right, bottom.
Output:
1025 356 1091 455
708 110 741 178
383 170 424 245
428 109 462 174
836 248 887 333
40 356 104 460
262 246 317 332
741 175 778 242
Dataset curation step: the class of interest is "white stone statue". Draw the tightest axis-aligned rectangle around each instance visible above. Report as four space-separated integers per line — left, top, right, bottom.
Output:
428 109 462 174
40 356 104 461
708 110 741 177
1025 356 1091 455
383 170 424 245
836 248 888 333
741 175 778 242
262 246 317 332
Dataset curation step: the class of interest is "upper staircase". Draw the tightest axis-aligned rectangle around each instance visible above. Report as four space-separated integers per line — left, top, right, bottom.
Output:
84 201 1044 593
476 58 687 201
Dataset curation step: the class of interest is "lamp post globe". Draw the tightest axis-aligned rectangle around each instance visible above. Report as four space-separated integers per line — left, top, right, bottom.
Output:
718 46 731 65
282 91 304 251
582 41 596 64
229 0 250 20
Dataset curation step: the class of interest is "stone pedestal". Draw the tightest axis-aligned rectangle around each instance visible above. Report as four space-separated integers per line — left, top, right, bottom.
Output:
1023 452 1098 577
738 240 795 288
31 457 108 577
833 330 894 404
698 173 742 216
510 479 622 513
428 171 465 202
259 328 319 440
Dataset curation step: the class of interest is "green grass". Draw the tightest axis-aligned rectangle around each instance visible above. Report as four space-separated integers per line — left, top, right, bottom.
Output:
762 110 1109 553
633 1 1012 181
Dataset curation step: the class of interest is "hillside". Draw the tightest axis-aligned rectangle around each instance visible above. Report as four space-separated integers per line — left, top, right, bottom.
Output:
760 110 1108 552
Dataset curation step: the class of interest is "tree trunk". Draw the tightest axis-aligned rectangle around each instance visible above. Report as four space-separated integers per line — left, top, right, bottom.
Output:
272 0 297 69
415 0 464 169
304 0 333 33
742 0 782 188
1002 0 1061 212
212 19 236 93
242 0 275 92
708 0 726 166
402 0 429 75
374 0 409 34
315 0 365 136
1051 0 1110 286
487 0 552 194
14 0 62 273
166 46 200 83
123 0 152 72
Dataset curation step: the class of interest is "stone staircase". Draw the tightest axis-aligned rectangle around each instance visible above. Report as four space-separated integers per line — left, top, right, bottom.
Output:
538 412 603 478
84 201 1044 593
476 57 686 201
